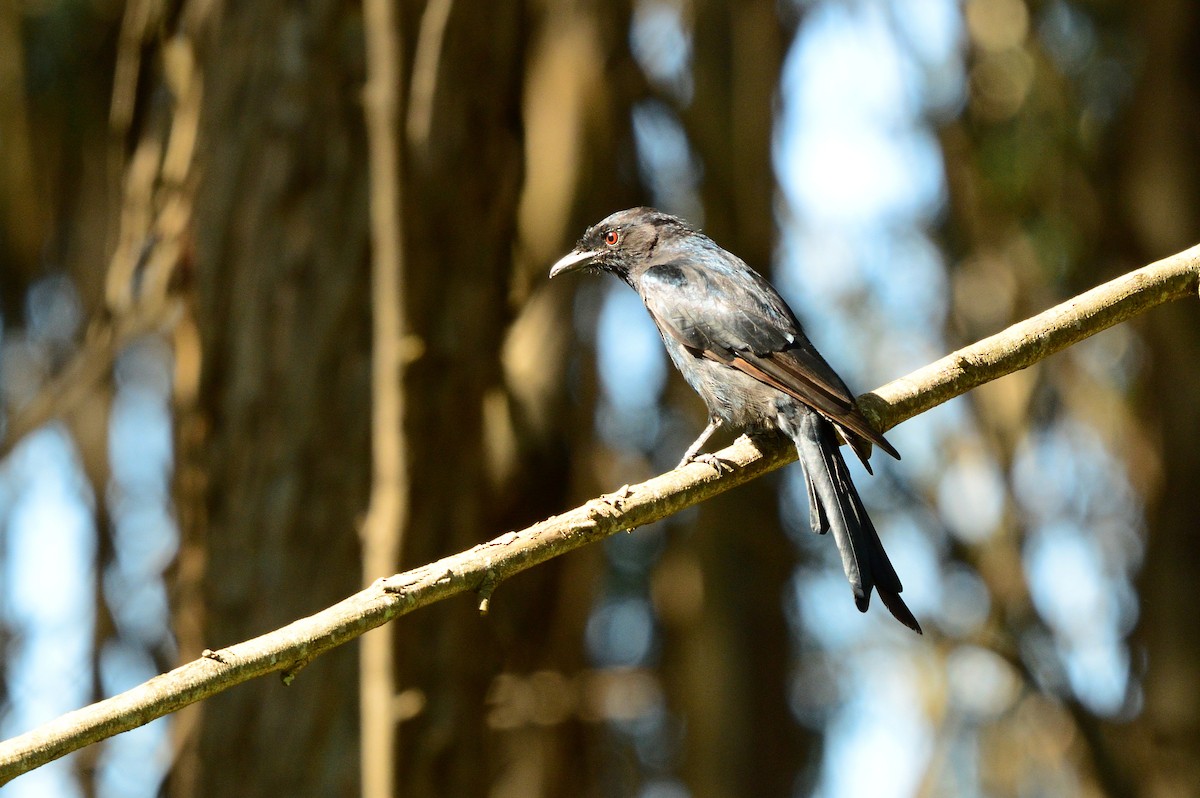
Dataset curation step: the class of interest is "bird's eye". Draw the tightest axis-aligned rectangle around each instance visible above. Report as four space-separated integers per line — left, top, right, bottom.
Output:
604 230 620 246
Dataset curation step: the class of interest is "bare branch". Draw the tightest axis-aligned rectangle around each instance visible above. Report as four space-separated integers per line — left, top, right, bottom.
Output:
360 0 409 793
0 244 1197 786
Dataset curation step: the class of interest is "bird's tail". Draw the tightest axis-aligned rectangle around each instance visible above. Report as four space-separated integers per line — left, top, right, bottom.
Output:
791 410 921 633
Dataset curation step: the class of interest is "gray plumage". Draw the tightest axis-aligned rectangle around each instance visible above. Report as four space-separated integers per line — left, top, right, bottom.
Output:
551 207 920 633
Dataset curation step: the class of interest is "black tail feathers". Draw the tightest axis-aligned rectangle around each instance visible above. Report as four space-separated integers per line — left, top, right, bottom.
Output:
793 411 921 634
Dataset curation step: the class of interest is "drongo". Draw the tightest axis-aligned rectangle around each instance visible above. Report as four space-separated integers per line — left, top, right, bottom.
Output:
551 207 920 632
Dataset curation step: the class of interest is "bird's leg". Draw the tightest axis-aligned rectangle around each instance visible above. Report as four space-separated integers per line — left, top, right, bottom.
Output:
676 417 723 469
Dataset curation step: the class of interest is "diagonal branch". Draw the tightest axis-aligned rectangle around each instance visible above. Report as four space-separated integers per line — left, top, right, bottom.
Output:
0 243 1197 785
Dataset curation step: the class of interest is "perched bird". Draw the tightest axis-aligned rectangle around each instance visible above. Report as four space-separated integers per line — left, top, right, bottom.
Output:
550 207 920 633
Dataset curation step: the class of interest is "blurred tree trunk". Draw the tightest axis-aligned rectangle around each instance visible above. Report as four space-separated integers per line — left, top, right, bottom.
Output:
168 0 637 795
170 1 373 795
660 3 818 796
1108 1 1200 793
391 2 527 795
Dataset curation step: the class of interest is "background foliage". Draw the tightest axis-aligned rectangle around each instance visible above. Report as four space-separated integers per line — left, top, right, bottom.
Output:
1 0 1198 796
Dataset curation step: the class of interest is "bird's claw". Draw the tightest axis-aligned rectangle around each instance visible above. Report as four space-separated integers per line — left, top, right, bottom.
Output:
676 452 730 472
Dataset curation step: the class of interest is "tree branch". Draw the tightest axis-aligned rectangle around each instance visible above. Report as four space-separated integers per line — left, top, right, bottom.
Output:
0 244 1197 785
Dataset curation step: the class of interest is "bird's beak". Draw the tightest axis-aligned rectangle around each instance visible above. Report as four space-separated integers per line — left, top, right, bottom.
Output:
549 249 598 279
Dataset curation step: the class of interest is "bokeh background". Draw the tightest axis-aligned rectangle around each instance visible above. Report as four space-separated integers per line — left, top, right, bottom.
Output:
1 0 1199 796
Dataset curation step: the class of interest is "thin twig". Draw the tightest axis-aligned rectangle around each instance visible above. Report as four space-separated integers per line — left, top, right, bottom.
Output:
406 0 453 155
360 0 408 795
0 244 1197 786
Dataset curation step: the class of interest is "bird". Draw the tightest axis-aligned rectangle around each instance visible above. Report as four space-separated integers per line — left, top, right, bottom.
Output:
550 207 920 633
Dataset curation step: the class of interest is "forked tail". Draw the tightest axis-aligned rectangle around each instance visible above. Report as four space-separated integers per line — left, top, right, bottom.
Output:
791 410 922 633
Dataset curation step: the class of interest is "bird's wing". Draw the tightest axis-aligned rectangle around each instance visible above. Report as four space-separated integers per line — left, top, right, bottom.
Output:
639 259 899 461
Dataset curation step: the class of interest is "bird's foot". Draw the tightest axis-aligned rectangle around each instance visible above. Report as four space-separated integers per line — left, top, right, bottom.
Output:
676 452 731 472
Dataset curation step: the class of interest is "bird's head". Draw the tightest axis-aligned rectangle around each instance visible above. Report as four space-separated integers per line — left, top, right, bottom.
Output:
549 207 692 284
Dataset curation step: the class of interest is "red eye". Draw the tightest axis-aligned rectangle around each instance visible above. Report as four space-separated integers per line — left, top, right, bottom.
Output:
605 230 620 246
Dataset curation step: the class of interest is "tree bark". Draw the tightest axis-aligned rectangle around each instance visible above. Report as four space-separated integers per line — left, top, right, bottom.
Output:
171 2 372 794
667 3 818 795
1113 1 1200 792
